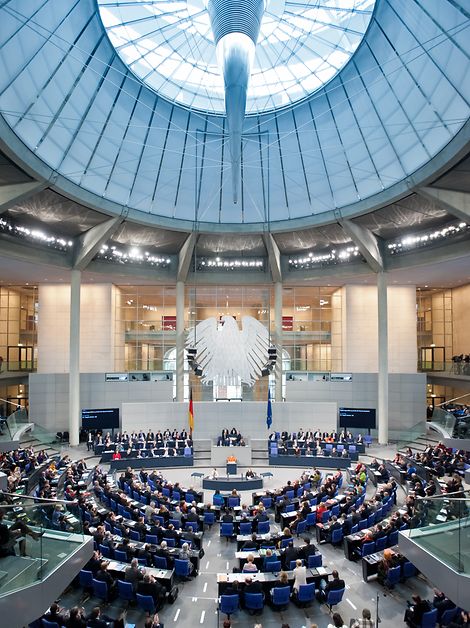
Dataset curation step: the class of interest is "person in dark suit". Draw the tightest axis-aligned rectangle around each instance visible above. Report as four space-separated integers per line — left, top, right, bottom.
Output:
137 574 166 609
116 537 135 561
85 550 102 575
241 533 258 551
221 509 234 523
134 516 148 540
241 576 262 608
404 594 431 626
185 507 199 525
42 602 67 626
326 516 344 543
432 589 456 622
298 537 317 561
318 570 345 601
125 558 144 591
282 541 298 570
86 607 113 628
96 560 117 598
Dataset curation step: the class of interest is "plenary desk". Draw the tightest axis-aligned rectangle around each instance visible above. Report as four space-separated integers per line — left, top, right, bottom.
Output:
269 455 353 468
217 566 331 594
109 456 193 471
385 461 407 484
107 559 174 589
362 552 385 582
202 476 263 491
272 440 365 454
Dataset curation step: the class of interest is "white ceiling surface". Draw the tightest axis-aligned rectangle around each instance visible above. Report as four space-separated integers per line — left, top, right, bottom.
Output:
0 0 469 229
1 250 470 289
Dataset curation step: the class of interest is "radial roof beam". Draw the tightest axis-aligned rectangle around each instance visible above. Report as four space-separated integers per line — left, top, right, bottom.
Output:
418 187 470 223
72 216 123 271
263 232 282 283
0 180 46 214
177 232 198 282
339 218 383 273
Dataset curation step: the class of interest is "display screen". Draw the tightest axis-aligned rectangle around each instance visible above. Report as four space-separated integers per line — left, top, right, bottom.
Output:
81 407 120 430
339 407 376 429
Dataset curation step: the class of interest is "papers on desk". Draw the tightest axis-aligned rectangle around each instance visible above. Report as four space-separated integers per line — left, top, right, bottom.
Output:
316 566 327 575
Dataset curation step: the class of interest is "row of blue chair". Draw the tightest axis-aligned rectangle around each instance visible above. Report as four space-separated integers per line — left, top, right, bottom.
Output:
243 553 323 573
219 584 344 617
220 520 270 539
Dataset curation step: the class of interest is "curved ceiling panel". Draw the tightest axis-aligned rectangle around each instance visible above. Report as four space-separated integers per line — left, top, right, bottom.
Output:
0 0 469 231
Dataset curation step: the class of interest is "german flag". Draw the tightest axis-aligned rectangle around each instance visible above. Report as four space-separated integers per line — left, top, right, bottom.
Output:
188 388 194 435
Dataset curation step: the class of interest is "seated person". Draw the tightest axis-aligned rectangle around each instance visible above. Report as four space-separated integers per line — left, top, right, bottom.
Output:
241 575 262 607
269 571 290 602
318 570 345 601
432 589 456 621
377 548 400 586
86 606 114 628
298 537 317 560
179 542 195 574
42 602 67 626
245 468 256 479
404 594 431 626
125 558 144 590
96 560 117 599
263 548 278 570
281 540 298 570
0 510 43 557
241 533 258 551
137 573 166 610
242 554 258 573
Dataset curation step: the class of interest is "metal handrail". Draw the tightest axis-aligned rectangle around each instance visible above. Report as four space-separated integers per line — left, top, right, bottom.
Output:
0 491 78 506
415 489 470 501
436 392 470 407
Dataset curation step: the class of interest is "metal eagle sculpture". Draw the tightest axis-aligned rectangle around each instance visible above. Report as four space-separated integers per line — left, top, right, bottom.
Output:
186 315 270 387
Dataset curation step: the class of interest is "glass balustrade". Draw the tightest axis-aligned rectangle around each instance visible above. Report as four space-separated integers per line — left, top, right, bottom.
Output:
0 408 30 444
408 492 470 574
0 494 84 596
430 407 457 437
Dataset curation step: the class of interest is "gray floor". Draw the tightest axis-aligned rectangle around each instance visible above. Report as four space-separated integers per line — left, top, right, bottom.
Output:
51 456 437 628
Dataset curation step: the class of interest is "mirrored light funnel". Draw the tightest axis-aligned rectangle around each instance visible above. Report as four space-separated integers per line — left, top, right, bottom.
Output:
207 0 265 203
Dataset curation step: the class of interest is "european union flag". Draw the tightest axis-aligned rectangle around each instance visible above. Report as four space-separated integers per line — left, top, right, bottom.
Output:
266 387 272 430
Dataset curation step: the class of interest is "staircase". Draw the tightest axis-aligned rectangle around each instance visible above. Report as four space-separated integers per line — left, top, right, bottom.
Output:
251 440 269 466
19 432 60 459
397 429 441 455
192 439 211 467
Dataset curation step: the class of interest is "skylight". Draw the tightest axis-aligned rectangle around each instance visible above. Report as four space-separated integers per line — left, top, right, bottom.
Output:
98 0 375 115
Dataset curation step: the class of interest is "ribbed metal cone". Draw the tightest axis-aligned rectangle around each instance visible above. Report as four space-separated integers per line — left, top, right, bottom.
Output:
207 0 265 203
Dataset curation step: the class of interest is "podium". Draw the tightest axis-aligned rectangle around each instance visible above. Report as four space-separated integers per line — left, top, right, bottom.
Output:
226 461 237 475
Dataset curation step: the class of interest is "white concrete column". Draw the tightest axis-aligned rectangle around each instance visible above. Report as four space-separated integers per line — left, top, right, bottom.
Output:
274 282 283 402
377 271 389 444
69 269 81 447
176 281 185 402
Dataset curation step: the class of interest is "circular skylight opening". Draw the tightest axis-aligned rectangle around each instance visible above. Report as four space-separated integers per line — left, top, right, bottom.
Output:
98 0 375 115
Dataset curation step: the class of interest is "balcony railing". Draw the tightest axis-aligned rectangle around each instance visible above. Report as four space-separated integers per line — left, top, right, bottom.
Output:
408 491 470 574
0 494 85 597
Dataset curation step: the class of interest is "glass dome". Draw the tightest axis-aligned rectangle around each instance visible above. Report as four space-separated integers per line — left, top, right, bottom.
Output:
98 0 375 115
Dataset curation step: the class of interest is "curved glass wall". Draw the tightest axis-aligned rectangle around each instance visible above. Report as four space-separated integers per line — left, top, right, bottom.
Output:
113 283 341 399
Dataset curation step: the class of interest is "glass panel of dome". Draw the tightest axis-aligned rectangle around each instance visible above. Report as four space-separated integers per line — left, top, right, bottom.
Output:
98 0 375 115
